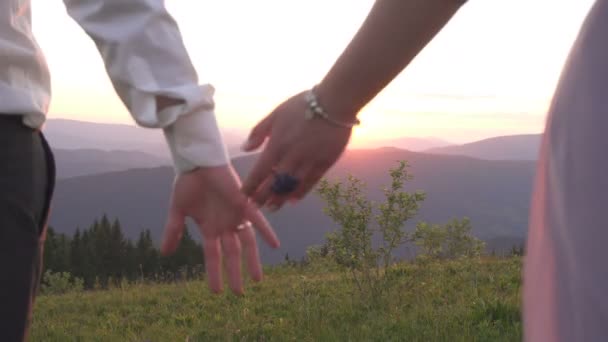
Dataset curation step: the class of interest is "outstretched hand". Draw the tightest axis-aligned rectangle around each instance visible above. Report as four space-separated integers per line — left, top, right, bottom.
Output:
241 91 353 210
161 164 280 295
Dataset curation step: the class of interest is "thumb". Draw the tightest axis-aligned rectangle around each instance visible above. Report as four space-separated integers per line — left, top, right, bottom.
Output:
161 207 186 256
242 113 275 152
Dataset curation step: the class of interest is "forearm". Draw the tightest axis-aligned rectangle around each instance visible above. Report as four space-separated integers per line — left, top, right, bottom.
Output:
316 0 467 120
63 0 228 173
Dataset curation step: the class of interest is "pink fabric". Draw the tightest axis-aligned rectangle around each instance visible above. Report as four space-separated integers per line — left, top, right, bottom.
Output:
524 1 608 340
524 130 558 342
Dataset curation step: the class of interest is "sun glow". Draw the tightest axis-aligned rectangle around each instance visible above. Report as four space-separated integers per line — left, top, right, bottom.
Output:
32 0 594 144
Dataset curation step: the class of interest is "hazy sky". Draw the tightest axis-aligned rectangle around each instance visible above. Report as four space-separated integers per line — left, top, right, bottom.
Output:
32 0 595 144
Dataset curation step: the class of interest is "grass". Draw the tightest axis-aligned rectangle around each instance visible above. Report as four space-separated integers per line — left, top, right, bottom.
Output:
31 257 522 341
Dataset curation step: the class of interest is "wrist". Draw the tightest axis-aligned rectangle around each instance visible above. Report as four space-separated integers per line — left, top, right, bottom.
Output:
309 83 362 126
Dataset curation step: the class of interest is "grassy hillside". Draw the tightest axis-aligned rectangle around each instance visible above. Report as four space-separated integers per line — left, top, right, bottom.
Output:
31 257 522 341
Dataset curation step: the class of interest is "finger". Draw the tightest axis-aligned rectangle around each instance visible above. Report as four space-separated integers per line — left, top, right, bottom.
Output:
221 232 243 295
241 113 275 152
252 176 274 208
203 237 223 294
291 167 327 200
245 204 280 248
238 223 263 282
266 164 311 211
260 154 301 211
242 145 280 197
161 208 186 256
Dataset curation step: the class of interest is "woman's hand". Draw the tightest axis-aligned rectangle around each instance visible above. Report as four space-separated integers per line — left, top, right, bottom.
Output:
241 91 354 210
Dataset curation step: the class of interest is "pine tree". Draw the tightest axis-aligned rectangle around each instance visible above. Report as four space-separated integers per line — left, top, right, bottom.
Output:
161 226 204 279
70 227 97 288
108 218 127 283
56 216 211 288
95 215 113 286
136 229 159 279
55 232 71 272
43 227 59 272
124 239 138 281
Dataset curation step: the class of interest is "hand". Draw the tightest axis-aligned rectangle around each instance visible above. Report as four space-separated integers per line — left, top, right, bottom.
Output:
241 91 353 210
160 164 280 295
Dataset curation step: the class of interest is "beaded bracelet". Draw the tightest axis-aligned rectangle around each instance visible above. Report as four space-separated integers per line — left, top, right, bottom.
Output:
304 87 361 128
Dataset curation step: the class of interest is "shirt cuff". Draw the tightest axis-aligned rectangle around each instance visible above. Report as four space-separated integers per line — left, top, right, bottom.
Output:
163 108 229 174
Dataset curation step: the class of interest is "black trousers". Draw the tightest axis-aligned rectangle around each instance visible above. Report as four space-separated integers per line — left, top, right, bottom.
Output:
0 115 55 342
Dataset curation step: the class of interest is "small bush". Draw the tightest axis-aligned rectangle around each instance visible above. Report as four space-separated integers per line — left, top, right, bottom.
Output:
316 161 425 300
413 218 485 261
315 160 486 302
40 270 84 295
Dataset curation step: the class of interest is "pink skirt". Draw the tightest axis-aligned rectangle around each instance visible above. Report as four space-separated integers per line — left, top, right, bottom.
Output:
524 1 608 341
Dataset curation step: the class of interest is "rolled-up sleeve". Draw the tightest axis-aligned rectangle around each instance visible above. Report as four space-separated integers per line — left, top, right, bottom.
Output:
63 0 228 173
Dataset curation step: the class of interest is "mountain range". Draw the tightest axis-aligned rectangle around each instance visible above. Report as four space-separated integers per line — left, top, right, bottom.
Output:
48 148 534 265
44 119 541 179
364 137 451 151
44 119 247 164
425 134 541 160
53 149 167 178
42 119 541 264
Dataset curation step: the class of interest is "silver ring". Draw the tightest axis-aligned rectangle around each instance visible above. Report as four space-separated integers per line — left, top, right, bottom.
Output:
236 221 252 231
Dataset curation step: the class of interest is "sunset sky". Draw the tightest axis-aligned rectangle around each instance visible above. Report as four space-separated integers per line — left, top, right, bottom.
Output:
32 0 595 145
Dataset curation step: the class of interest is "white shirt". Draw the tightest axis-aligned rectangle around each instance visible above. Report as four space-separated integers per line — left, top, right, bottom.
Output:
0 0 228 173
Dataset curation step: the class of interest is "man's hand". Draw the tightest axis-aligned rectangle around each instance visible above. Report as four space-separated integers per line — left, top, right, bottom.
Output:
241 91 353 210
161 164 280 295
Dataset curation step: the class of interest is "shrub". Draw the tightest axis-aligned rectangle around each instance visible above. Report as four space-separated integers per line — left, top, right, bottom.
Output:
413 218 485 260
316 161 486 300
40 270 84 295
316 161 425 299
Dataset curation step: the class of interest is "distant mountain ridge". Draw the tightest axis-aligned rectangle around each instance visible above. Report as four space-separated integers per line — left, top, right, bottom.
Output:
49 147 534 264
365 137 451 151
45 119 462 179
45 120 541 163
44 118 247 161
425 134 541 160
54 149 168 179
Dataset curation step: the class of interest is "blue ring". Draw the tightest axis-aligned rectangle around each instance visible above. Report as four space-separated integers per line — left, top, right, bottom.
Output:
271 173 299 195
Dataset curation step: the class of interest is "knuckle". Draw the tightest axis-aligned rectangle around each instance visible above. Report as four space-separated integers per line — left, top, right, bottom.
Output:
204 244 220 257
224 245 241 257
250 125 263 138
266 141 284 156
253 191 268 206
230 196 249 215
